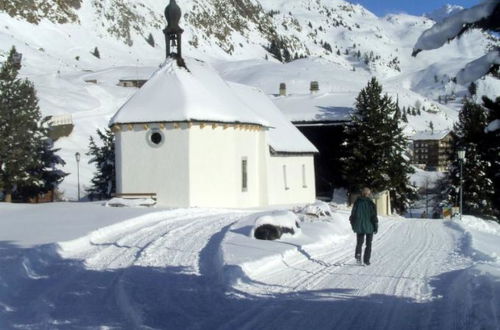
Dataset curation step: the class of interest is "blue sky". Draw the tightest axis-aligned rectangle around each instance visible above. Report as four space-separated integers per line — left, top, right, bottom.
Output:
352 0 480 16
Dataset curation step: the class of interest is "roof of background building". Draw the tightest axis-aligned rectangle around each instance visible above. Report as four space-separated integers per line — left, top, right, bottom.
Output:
410 129 451 141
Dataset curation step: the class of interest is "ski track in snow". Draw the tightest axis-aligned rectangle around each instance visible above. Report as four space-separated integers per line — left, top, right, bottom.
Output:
1 213 499 329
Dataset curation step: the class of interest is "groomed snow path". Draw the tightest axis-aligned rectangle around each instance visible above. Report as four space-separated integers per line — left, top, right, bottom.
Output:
1 213 498 330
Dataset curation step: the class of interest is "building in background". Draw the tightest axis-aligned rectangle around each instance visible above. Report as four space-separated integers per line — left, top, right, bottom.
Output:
411 130 453 172
272 83 353 199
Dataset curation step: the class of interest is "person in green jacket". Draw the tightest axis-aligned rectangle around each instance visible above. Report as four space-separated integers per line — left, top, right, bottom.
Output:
349 187 379 265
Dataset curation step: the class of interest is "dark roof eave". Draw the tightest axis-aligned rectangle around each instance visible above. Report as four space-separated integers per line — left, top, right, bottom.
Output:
109 119 270 128
292 120 351 127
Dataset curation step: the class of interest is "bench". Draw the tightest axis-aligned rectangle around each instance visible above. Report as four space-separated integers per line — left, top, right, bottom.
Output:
112 193 157 201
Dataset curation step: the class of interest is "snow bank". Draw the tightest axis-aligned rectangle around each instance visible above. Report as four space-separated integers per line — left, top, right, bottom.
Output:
0 202 160 247
452 215 500 263
56 208 207 256
220 208 351 284
104 197 156 208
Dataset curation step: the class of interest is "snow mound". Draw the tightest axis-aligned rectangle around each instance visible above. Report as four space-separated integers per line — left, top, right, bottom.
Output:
220 209 352 284
296 201 333 218
458 215 500 236
451 215 500 263
104 197 156 208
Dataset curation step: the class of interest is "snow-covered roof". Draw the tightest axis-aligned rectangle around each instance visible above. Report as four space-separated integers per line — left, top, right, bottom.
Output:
229 83 318 154
410 130 451 141
110 58 269 126
271 92 354 123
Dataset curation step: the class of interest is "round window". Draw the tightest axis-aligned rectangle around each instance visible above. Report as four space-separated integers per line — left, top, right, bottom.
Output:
147 129 165 147
151 132 162 144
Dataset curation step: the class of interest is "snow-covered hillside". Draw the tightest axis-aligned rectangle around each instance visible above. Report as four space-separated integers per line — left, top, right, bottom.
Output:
425 4 465 22
0 0 498 199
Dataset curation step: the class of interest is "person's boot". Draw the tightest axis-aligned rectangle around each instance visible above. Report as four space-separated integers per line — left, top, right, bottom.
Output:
355 254 362 265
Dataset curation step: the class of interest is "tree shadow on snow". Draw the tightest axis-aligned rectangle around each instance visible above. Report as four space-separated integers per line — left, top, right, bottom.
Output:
0 240 498 330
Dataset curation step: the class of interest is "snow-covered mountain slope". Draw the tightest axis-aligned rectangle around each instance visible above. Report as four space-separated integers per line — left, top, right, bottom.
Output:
425 4 465 22
0 0 498 199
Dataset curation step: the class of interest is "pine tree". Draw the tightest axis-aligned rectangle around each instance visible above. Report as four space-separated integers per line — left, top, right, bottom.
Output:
0 47 65 202
482 96 500 219
283 48 292 63
15 118 67 201
86 128 116 200
267 40 283 62
402 111 408 123
468 82 477 96
342 78 416 213
146 33 155 48
446 100 495 218
92 47 101 59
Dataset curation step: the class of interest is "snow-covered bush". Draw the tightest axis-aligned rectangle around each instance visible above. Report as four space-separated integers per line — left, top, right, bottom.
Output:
252 211 300 240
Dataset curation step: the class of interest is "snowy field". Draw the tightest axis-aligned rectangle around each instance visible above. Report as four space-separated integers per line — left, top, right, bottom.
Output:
1 202 499 329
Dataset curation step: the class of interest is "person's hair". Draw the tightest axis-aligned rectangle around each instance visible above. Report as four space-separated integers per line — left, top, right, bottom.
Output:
361 187 371 197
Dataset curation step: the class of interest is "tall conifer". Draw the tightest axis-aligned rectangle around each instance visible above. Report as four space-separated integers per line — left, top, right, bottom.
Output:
342 78 416 213
86 128 116 200
447 100 495 218
0 47 65 202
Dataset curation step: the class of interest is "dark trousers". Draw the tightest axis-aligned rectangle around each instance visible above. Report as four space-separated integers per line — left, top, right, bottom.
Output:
355 234 373 263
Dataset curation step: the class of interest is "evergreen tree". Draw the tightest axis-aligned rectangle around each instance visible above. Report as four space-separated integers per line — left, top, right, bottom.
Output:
267 40 283 62
446 100 495 218
92 47 101 59
402 110 408 123
0 47 65 202
283 48 292 63
342 78 416 213
394 100 401 121
86 128 116 200
146 33 155 48
14 118 67 201
482 96 500 219
468 81 477 96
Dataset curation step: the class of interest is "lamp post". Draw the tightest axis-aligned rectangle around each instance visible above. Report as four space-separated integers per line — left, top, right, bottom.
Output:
457 147 466 220
75 152 81 201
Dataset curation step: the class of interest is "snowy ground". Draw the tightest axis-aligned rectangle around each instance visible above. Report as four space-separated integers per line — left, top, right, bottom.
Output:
1 202 499 329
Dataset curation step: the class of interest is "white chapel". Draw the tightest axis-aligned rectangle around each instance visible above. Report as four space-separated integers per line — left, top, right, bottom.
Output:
108 0 317 208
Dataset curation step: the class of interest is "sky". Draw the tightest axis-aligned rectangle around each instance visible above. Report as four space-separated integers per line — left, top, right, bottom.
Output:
351 0 481 17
